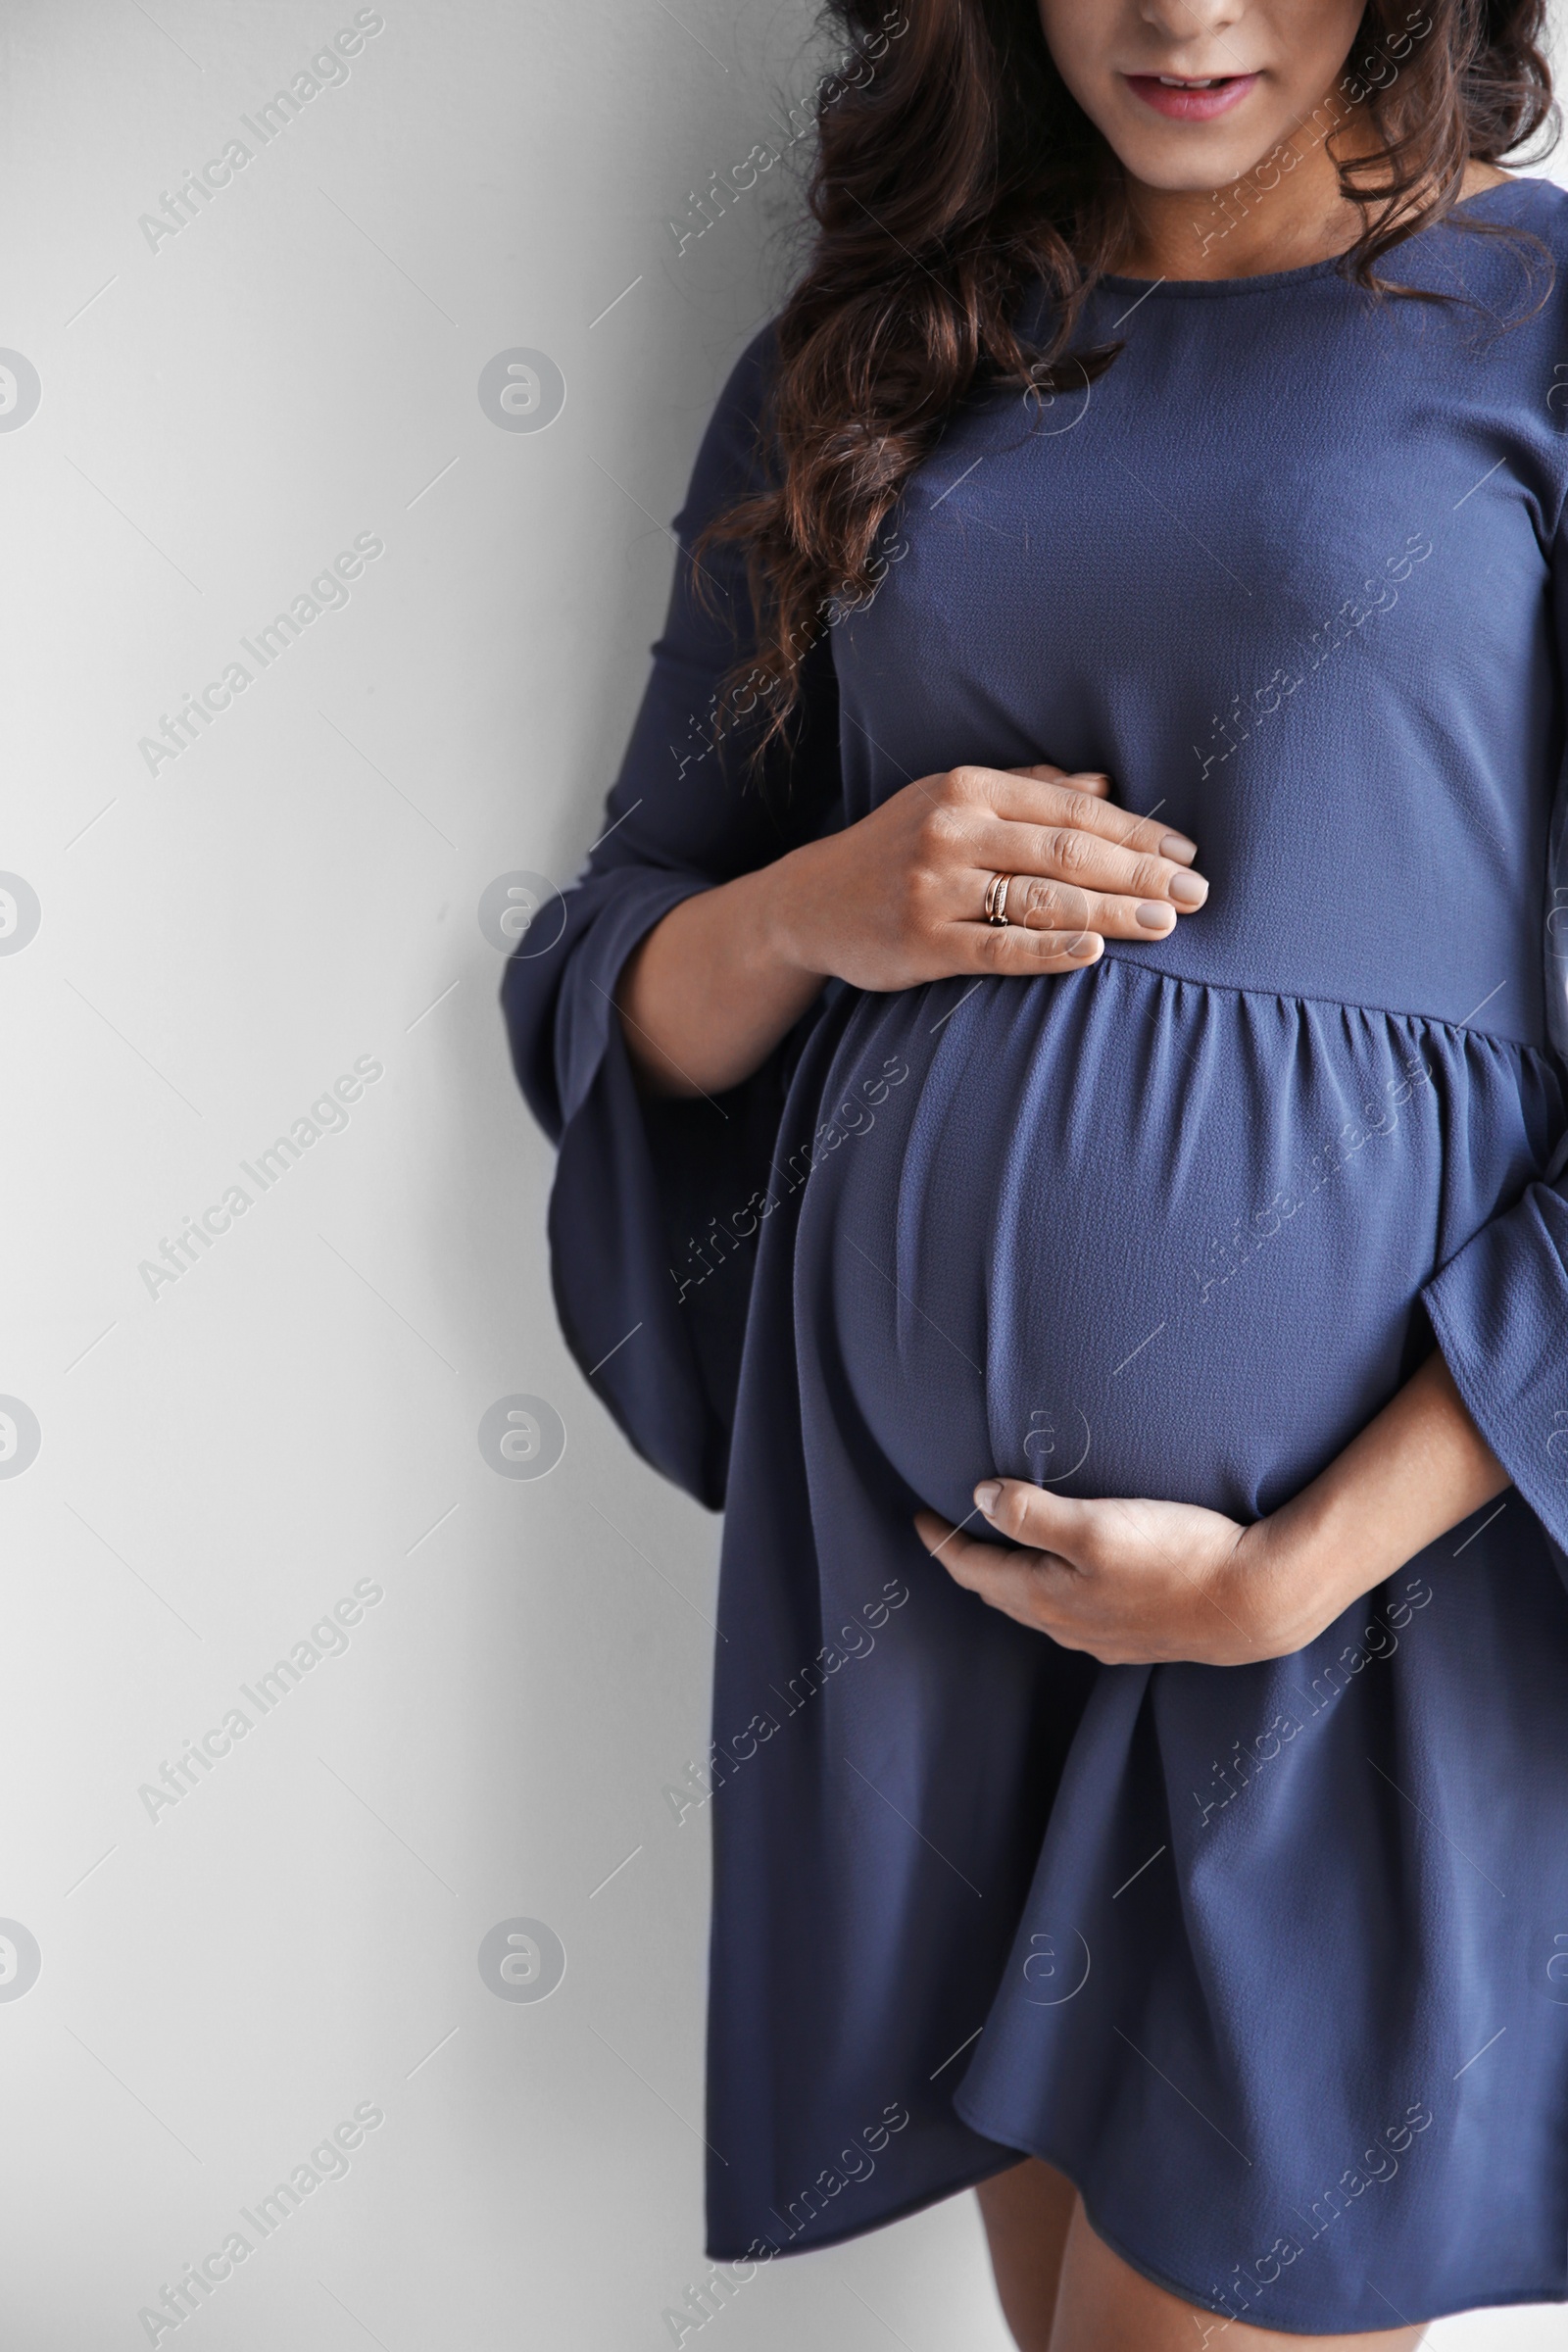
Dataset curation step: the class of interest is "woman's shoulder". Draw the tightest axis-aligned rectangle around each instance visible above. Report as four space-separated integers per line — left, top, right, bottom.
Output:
704 318 783 438
671 320 783 541
1409 172 1568 382
1464 171 1568 355
1452 166 1568 274
1451 174 1568 539
1469 166 1568 230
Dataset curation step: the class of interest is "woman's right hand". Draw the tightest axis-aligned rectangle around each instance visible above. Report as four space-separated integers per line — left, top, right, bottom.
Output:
616 758 1207 1097
772 760 1207 991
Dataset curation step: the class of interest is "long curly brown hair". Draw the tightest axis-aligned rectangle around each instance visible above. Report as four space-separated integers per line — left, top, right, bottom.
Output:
700 0 1557 746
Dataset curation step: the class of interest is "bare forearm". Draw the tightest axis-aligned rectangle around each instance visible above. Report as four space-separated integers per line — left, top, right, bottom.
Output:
1261 1353 1507 1638
614 849 828 1097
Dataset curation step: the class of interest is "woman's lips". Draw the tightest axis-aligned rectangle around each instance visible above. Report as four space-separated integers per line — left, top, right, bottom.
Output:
1123 73 1259 121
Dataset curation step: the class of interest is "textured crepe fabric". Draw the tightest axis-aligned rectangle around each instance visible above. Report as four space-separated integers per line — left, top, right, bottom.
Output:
504 178 1568 2329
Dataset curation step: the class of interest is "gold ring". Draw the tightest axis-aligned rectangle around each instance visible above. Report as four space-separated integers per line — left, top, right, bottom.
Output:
984 872 1012 927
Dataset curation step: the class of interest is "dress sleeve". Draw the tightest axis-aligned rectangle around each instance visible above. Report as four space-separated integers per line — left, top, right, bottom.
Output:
1421 513 1568 1550
500 323 844 1509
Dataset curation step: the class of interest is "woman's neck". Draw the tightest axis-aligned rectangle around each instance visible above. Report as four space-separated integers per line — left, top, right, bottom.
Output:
1112 106 1509 283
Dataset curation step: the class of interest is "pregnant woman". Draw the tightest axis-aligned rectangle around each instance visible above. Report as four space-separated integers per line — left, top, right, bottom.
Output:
505 1 1568 2342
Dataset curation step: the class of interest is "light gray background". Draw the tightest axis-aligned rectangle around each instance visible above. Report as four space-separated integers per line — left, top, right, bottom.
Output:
4 3 1567 2344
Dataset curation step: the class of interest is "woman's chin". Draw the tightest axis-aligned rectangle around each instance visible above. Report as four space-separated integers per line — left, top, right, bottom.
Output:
1076 81 1290 201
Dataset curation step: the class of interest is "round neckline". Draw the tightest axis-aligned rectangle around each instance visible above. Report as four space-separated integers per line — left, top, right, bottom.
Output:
1097 176 1527 298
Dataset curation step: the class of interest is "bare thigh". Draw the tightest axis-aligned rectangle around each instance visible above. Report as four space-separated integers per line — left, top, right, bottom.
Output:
975 2157 1077 2352
1050 2196 1427 2352
976 2161 1426 2352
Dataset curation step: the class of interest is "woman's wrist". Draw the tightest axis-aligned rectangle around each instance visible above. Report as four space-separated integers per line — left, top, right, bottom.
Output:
1231 1353 1509 1655
1234 1485 1385 1657
756 831 844 987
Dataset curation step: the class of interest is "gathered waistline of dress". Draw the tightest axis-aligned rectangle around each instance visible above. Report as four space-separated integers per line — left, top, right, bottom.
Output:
1073 944 1552 1058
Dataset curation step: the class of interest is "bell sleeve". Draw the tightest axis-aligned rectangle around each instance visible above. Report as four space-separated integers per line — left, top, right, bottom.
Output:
500 323 844 1509
1422 512 1568 1551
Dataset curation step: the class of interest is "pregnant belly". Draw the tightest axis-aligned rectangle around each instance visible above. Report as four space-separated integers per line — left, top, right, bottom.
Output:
794 956 1551 1525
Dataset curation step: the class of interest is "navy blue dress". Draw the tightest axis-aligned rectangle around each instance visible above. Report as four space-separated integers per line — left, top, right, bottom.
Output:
504 177 1568 2330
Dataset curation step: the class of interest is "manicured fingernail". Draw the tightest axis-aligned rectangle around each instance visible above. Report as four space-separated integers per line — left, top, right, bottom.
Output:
974 1482 1002 1516
1136 901 1175 932
1168 872 1208 907
1069 934 1099 959
1160 832 1197 863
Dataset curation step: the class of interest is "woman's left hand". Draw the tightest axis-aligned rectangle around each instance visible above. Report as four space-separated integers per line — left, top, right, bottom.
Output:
916 1358 1507 1668
914 1482 1334 1667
